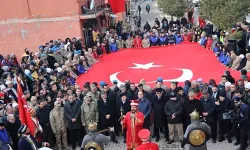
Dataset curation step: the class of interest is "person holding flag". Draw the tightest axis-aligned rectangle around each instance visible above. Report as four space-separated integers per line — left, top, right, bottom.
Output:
18 124 50 150
121 100 144 150
16 76 36 138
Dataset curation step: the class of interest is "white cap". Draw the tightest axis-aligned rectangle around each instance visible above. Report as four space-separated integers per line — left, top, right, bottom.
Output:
46 68 52 73
38 148 53 150
0 85 6 91
245 82 250 89
197 78 203 82
24 69 30 75
225 82 232 87
5 81 11 85
239 54 245 59
12 103 18 108
57 67 62 73
212 35 218 38
2 66 9 72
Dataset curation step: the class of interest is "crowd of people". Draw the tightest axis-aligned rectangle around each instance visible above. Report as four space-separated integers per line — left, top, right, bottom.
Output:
0 15 249 150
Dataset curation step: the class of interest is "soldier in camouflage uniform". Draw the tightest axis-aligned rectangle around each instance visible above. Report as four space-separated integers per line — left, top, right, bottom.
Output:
89 84 101 102
81 95 99 132
49 101 69 150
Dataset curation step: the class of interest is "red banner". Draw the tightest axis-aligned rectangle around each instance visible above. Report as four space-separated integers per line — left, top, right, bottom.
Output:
108 0 125 14
199 17 206 28
17 79 36 136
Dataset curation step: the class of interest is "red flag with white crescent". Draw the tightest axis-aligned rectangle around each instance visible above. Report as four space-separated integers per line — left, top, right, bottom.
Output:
199 17 206 28
108 0 125 14
17 78 36 136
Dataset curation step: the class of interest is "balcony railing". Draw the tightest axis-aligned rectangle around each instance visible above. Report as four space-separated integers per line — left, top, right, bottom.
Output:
80 4 111 19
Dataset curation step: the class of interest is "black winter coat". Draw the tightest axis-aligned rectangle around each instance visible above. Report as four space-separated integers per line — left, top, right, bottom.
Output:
64 101 81 130
151 95 168 127
164 99 183 124
183 99 204 125
200 96 216 123
97 98 116 130
215 99 232 122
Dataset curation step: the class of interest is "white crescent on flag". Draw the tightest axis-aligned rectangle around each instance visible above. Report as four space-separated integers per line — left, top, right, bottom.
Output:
110 68 193 87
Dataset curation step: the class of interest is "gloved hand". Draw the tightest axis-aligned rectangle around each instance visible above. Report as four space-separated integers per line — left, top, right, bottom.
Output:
109 127 115 132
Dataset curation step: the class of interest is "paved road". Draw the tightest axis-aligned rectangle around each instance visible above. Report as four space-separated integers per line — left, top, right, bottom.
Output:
140 0 172 29
76 133 245 150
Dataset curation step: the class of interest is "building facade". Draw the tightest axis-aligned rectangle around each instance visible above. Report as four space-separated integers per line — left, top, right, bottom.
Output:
0 0 112 57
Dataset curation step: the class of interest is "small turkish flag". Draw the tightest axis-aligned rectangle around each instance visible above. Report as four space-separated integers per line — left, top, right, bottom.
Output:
199 17 206 28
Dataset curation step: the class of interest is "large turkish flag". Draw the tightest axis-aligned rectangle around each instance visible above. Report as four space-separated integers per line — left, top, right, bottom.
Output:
77 42 241 87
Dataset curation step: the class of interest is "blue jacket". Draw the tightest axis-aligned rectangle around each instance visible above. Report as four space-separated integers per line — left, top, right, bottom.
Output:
222 55 230 65
218 51 227 63
213 47 220 53
150 36 158 44
77 64 85 75
200 37 207 46
159 36 167 45
18 135 42 150
110 43 118 52
238 104 250 124
175 35 183 44
138 98 151 118
50 45 60 52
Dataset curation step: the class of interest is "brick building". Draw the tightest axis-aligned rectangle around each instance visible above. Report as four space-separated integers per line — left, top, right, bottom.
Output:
0 0 113 57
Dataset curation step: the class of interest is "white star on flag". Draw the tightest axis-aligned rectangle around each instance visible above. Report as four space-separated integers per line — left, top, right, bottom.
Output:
129 62 163 70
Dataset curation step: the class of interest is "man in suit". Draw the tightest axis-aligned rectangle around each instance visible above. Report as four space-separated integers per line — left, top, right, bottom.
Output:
200 89 217 143
116 93 131 143
138 91 151 130
64 94 81 150
211 85 220 100
97 92 118 143
151 88 169 142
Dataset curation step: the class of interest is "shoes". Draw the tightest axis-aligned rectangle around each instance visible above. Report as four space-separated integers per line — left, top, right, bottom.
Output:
123 139 126 143
151 135 156 138
165 137 170 142
112 140 118 143
236 147 246 150
227 138 232 143
218 137 225 142
212 139 216 143
234 141 240 145
168 140 174 144
160 129 164 133
155 137 160 142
